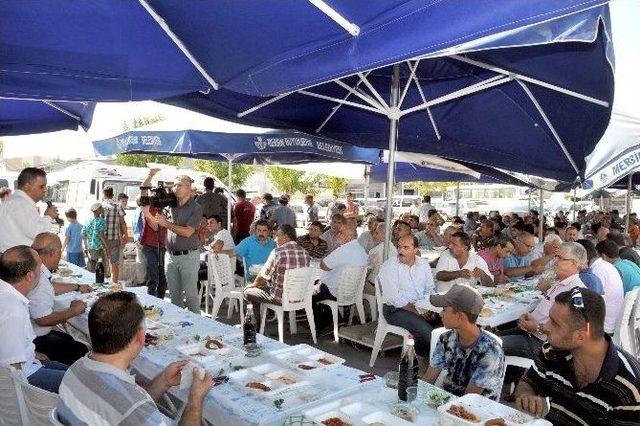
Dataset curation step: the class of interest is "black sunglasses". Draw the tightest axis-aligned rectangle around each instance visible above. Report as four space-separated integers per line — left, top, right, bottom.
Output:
569 287 588 322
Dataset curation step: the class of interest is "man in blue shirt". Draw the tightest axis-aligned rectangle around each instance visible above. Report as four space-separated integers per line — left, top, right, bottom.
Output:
503 233 543 281
596 239 640 293
236 219 276 281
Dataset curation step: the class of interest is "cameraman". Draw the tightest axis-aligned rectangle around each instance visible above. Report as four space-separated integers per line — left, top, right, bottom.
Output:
156 175 203 313
138 169 168 299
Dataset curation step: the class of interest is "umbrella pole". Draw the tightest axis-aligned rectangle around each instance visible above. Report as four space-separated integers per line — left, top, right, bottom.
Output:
528 190 531 211
626 173 633 231
227 157 233 230
455 182 460 217
539 189 544 241
364 165 370 212
383 64 401 260
573 187 577 222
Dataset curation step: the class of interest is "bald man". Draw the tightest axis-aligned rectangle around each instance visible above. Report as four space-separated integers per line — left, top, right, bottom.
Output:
27 233 91 365
156 176 204 313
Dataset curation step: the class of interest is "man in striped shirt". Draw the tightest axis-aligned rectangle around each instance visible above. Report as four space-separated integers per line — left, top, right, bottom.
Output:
515 287 640 425
57 292 213 425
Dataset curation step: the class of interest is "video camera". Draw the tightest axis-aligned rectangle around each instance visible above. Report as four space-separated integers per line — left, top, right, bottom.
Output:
139 182 178 209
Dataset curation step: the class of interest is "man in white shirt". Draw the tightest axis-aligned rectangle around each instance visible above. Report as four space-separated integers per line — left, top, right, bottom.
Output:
0 167 57 252
435 231 493 292
0 245 68 393
366 221 396 294
28 233 92 366
207 214 236 267
578 238 624 335
500 242 587 360
314 227 367 328
416 195 435 223
379 234 435 362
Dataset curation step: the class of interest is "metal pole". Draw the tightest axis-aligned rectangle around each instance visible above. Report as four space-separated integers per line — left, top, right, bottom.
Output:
626 173 633 231
528 190 531 211
363 165 370 211
383 64 401 260
227 157 233 230
538 189 544 241
572 187 577 222
455 182 460 217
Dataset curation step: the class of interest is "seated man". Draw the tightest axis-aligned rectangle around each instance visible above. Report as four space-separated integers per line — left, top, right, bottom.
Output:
608 231 640 267
391 220 413 247
503 233 544 281
515 287 640 424
0 245 68 393
426 284 505 401
596 238 640 293
415 217 444 249
564 225 579 242
314 227 367 326
500 242 586 360
235 219 276 282
379 235 434 365
366 221 394 295
435 231 493 292
28 233 92 366
58 292 213 425
473 219 495 252
297 221 328 259
357 215 379 254
321 213 345 254
244 225 310 323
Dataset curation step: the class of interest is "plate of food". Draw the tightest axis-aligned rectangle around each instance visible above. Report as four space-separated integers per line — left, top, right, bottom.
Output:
438 393 551 426
424 389 454 408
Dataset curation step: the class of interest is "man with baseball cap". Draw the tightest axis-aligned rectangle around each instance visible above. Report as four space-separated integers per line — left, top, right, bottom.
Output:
425 284 505 401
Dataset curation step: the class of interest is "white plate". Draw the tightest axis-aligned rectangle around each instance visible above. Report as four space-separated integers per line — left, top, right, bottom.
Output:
438 393 551 426
362 410 413 425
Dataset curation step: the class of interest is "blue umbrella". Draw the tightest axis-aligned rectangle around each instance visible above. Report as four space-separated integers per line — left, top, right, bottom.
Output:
0 98 95 136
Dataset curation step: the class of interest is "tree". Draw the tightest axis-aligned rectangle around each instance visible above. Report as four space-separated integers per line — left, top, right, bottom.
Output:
193 159 254 189
406 181 457 196
116 114 183 167
322 175 349 197
266 166 321 196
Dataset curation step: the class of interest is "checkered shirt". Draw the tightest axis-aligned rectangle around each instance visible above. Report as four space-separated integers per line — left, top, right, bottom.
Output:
102 200 123 240
262 241 310 302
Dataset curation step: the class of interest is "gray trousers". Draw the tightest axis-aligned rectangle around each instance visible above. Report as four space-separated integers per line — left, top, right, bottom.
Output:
165 250 200 313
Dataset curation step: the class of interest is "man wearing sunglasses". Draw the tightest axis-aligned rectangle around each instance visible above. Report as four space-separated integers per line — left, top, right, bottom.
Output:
515 287 640 424
503 233 545 281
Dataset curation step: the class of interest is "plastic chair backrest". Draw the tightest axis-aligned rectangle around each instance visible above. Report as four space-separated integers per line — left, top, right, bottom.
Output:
614 288 639 350
0 365 26 426
281 267 316 311
208 253 233 293
375 277 387 327
336 266 367 305
16 378 59 426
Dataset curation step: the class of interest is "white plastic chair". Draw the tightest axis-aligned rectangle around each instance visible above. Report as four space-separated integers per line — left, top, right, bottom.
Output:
259 267 317 344
369 278 411 367
319 266 367 342
614 287 640 357
198 253 244 323
15 377 58 426
0 365 27 426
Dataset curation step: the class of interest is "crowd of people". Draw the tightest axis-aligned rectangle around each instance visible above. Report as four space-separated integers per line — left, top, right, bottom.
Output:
1 165 640 424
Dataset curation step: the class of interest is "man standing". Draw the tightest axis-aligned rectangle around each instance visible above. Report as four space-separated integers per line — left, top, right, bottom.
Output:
0 167 57 252
304 194 319 224
259 193 277 222
58 292 213 425
101 186 127 283
426 284 505 401
515 288 640 424
344 192 359 220
379 234 434 365
236 219 277 282
271 195 296 228
0 245 68 392
28 233 91 365
244 225 310 323
156 176 203 313
232 189 255 244
416 195 435 223
196 177 228 227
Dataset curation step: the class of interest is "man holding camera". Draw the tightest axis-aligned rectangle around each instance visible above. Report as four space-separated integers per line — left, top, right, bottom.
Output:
156 175 203 313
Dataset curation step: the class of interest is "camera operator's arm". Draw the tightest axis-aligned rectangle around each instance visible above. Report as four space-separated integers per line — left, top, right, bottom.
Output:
142 206 159 231
156 214 196 238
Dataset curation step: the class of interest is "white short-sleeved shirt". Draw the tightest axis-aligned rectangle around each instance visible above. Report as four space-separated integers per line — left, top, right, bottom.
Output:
321 239 367 296
209 228 236 270
379 255 434 308
0 279 41 378
434 250 493 292
0 190 53 252
591 257 625 333
26 264 55 337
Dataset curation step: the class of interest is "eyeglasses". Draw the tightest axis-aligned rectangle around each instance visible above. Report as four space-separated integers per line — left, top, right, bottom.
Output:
555 255 575 263
570 287 588 322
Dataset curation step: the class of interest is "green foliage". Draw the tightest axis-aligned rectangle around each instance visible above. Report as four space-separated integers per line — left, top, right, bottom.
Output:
116 114 182 167
266 166 321 196
406 181 457 196
322 175 349 197
193 160 254 189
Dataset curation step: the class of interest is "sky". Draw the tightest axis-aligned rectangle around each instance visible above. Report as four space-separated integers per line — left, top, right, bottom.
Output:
3 0 639 162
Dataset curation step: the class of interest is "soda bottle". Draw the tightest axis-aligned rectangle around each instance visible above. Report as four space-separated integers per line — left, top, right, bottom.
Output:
95 258 105 284
243 303 257 346
398 334 418 401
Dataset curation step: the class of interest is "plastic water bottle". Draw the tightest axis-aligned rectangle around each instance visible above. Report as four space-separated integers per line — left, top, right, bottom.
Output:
398 335 418 401
243 303 257 346
95 258 105 284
